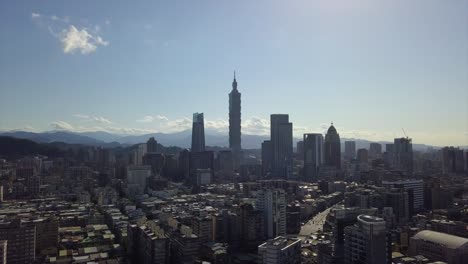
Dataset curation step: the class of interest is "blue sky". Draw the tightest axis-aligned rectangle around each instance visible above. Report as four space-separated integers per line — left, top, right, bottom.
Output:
0 0 467 146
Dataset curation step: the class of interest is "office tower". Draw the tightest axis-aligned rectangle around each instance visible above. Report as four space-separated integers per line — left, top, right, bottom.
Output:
126 165 151 196
143 153 165 175
134 143 147 165
229 72 242 169
270 114 293 178
384 188 411 224
303 133 324 181
409 231 468 264
191 113 205 152
442 147 465 174
217 150 234 173
0 219 36 264
178 149 190 182
394 137 413 173
324 123 341 169
258 236 301 264
0 240 6 264
344 141 356 160
261 140 273 177
296 141 304 160
344 215 390 264
255 188 286 239
357 148 368 163
286 204 301 234
369 143 382 157
382 179 424 212
146 137 158 153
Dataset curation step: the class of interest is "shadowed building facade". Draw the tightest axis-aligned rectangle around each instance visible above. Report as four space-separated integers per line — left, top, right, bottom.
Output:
191 113 205 153
324 123 341 169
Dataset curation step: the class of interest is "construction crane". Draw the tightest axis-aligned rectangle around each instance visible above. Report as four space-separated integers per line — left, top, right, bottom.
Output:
401 128 408 139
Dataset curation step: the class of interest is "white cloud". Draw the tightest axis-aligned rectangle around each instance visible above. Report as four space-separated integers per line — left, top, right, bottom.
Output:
73 114 112 124
61 25 109 54
136 115 169 123
31 13 108 55
50 121 74 131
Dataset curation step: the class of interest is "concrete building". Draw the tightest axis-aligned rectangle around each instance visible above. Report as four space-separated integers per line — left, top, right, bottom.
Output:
261 140 273 177
344 141 356 160
0 240 6 264
229 73 242 169
0 219 36 264
127 222 168 264
127 165 151 196
258 236 301 264
324 123 341 169
270 114 293 179
191 113 205 153
383 179 424 211
192 216 213 244
357 148 369 164
442 147 465 174
394 137 413 173
369 143 382 158
409 230 468 264
303 133 324 181
344 215 390 264
256 188 286 239
147 137 159 153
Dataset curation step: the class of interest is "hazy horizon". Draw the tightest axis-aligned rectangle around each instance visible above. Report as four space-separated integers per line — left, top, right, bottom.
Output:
1 0 467 146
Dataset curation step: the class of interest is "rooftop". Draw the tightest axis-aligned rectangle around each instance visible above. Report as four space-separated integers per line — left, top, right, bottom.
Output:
412 230 468 249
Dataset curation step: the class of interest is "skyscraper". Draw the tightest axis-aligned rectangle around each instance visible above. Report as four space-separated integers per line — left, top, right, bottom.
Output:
191 113 205 152
303 133 323 181
344 141 356 160
261 140 273 177
229 72 242 168
146 137 158 153
256 188 286 239
344 215 390 264
369 143 382 158
394 137 413 173
324 123 341 169
270 114 293 178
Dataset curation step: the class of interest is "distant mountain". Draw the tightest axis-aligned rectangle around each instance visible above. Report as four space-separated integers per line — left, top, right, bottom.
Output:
0 130 450 151
0 131 106 146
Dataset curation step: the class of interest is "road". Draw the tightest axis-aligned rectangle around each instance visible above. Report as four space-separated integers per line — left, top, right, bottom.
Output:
299 207 332 237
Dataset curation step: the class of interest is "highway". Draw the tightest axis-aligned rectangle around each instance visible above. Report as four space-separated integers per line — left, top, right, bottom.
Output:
299 207 332 238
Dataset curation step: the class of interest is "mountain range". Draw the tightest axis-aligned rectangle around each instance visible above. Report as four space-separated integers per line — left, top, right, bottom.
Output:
0 130 444 151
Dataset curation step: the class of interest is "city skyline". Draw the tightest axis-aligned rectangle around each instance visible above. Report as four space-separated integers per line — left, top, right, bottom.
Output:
1 0 467 147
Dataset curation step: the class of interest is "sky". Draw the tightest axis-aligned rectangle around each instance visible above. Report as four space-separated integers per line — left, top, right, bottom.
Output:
0 0 467 147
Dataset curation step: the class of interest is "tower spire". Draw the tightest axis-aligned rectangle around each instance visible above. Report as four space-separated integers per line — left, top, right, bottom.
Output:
232 70 238 90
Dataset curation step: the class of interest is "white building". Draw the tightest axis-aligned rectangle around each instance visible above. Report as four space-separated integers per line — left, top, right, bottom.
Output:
258 236 301 264
256 188 286 239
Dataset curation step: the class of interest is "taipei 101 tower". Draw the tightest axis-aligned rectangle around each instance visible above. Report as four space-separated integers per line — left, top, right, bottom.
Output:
229 72 241 169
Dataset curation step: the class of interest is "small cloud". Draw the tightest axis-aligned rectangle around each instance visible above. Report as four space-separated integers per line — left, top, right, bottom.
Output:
137 116 155 123
31 12 41 18
50 121 74 131
105 19 111 25
61 25 109 54
93 116 112 124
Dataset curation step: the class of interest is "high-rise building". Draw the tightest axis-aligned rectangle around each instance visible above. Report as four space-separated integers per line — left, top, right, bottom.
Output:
382 179 424 212
270 114 293 178
261 140 273 177
258 236 301 264
442 147 465 174
344 215 390 264
0 240 6 264
126 165 151 196
296 141 304 160
324 123 341 169
357 148 368 164
369 143 382 158
146 137 158 153
303 133 324 181
191 113 205 153
394 138 413 173
256 188 286 239
239 203 263 251
229 72 242 169
344 141 356 160
0 219 36 264
127 222 169 264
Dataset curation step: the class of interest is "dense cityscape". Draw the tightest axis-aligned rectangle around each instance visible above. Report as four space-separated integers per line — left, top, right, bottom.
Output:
0 75 467 264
